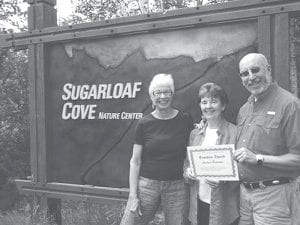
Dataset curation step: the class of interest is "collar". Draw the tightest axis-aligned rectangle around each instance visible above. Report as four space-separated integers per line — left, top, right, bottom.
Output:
247 82 278 104
196 117 227 137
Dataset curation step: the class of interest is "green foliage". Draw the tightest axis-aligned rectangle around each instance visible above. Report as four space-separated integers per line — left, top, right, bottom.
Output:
0 0 30 212
62 201 126 225
0 180 20 211
0 0 28 32
0 197 56 225
0 49 30 179
59 0 234 25
0 199 166 225
75 0 121 22
70 0 195 23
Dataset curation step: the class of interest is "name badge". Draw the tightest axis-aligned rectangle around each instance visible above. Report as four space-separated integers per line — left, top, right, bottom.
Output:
267 111 276 115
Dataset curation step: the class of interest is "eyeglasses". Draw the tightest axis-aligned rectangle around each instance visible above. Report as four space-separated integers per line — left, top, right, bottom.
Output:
239 67 260 78
153 90 173 97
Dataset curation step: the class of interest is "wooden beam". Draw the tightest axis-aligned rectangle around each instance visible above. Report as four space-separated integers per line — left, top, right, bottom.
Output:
26 1 60 223
36 43 47 183
27 0 57 186
28 3 57 30
258 16 271 62
28 44 38 183
15 180 129 203
25 0 56 6
273 13 290 90
1 0 300 48
34 3 57 29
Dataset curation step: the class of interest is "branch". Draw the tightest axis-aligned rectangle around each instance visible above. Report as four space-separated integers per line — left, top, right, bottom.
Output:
0 67 20 111
135 0 144 14
0 80 19 111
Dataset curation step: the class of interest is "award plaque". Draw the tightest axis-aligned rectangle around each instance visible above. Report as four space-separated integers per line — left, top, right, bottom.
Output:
187 144 239 181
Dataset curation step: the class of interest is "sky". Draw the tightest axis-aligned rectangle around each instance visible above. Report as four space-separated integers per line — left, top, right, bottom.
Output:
2 0 77 31
56 0 78 20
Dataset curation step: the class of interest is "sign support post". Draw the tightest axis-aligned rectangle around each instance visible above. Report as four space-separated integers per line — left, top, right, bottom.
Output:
26 0 61 224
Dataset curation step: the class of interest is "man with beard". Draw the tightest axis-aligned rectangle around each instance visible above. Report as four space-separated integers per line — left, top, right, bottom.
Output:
234 53 300 225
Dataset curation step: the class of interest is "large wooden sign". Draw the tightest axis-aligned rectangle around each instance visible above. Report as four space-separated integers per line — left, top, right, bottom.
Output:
45 21 254 187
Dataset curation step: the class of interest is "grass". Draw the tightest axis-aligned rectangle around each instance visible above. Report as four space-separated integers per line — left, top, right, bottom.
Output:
0 197 165 225
0 205 55 225
62 201 126 225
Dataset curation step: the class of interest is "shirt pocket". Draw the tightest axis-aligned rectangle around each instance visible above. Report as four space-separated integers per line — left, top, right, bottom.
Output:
253 114 283 148
254 114 280 130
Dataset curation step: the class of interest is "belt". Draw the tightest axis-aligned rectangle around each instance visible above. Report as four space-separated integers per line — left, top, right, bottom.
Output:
242 177 290 190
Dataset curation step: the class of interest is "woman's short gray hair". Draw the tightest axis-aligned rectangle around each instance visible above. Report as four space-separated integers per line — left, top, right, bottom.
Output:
148 73 175 96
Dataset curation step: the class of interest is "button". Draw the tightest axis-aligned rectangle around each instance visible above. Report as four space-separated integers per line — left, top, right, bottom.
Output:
248 123 251 126
243 139 246 142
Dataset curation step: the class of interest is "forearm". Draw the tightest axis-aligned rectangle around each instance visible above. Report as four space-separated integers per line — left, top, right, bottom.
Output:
129 159 141 197
235 147 300 172
183 157 189 174
261 153 300 171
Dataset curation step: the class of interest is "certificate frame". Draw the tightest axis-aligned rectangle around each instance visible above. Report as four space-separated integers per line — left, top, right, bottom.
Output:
187 144 239 181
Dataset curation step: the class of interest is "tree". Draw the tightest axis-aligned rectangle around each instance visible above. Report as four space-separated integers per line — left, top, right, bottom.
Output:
0 0 28 32
59 0 234 25
0 0 30 182
0 49 30 179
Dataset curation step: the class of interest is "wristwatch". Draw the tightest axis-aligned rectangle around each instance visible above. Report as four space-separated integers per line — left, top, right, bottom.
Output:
256 154 264 165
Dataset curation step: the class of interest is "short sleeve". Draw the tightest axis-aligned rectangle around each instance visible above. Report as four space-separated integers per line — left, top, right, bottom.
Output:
282 100 300 154
134 120 144 145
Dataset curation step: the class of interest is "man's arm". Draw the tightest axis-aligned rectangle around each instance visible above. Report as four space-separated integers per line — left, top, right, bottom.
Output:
263 153 300 170
234 147 300 171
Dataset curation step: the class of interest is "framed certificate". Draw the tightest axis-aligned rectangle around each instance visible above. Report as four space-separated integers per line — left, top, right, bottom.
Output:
187 144 239 181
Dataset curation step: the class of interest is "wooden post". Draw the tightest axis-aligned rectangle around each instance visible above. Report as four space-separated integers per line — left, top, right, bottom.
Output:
258 16 271 64
26 0 61 224
273 13 290 90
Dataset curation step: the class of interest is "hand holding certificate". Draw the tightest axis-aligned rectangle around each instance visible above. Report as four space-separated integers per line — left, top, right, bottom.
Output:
187 144 239 181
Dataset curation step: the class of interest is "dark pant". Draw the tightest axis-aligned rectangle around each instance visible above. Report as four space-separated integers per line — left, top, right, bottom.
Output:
196 199 239 225
197 199 209 225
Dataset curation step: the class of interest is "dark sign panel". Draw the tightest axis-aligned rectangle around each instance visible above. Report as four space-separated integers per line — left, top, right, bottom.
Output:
46 21 256 187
